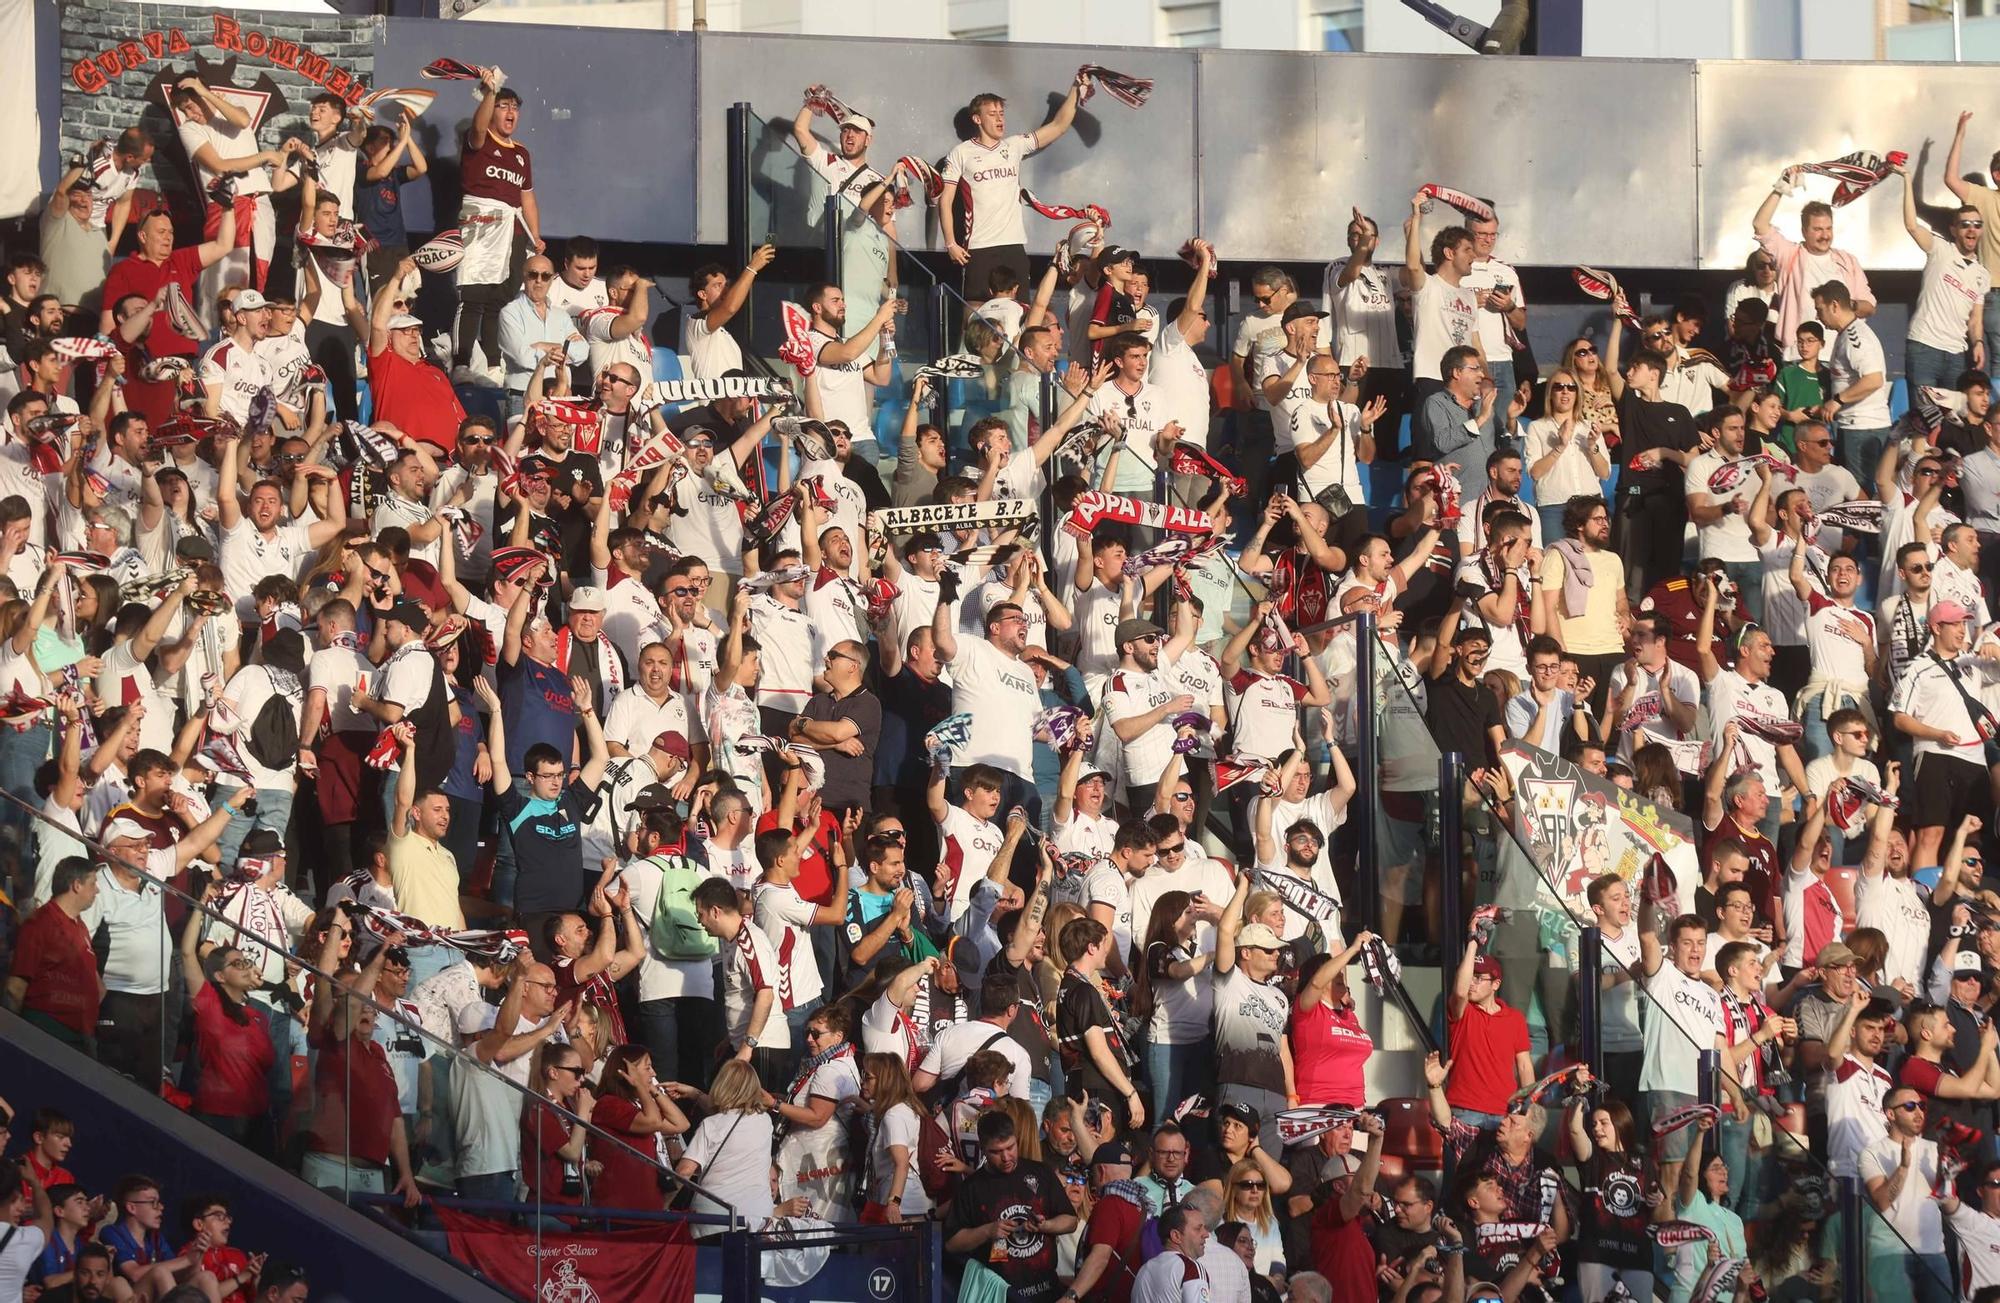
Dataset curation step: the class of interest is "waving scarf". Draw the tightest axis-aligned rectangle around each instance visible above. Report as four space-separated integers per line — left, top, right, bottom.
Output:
1797 149 1908 207
1214 755 1277 793
337 898 529 963
420 56 486 81
924 712 975 764
1167 441 1246 496
1074 66 1154 109
1274 1106 1366 1148
1651 1103 1721 1138
1418 183 1497 224
1733 707 1804 746
1033 705 1090 754
1020 190 1109 228
1651 1220 1717 1248
1572 267 1641 326
1810 499 1884 535
779 301 817 375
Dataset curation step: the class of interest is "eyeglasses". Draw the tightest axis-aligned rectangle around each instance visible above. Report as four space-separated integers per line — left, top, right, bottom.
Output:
1392 1197 1430 1209
524 271 555 281
225 956 257 970
524 979 558 991
531 769 566 782
1906 563 1933 574
199 1209 233 1221
1307 370 1340 380
1551 382 1578 392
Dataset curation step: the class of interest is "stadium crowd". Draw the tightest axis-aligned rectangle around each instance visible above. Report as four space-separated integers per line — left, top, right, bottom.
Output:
14 56 2000 1303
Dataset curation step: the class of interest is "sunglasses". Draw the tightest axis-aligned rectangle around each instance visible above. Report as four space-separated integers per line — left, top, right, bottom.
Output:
524 270 555 281
1551 382 1578 392
1907 563 1933 574
602 373 637 386
1157 843 1186 856
1891 1100 1925 1113
1572 346 1596 356
1962 221 1987 230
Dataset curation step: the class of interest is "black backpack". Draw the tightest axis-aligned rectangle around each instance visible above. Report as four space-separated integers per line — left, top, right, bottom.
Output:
245 691 300 772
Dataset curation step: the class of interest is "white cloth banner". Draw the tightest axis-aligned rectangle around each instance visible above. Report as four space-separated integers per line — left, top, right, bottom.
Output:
0 0 41 220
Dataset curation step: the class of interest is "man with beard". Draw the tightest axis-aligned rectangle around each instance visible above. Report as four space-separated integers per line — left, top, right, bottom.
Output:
1104 617 1196 815
199 289 282 428
931 599 1041 819
798 282 901 458
1324 208 1409 453
942 1111 1077 1301
430 416 502 587
657 416 767 601
682 248 774 382
575 269 655 397
371 446 451 568
214 427 349 620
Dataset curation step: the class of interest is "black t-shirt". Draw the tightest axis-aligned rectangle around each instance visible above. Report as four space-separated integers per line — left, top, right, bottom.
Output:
497 504 565 568
985 952 1053 1073
1056 970 1123 1103
1615 392 1697 492
501 779 594 915
943 1158 1076 1301
1580 1150 1650 1269
1424 668 1503 764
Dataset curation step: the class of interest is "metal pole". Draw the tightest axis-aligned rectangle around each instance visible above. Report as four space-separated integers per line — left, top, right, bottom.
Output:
823 195 844 288
1696 1048 1719 1111
1039 371 1058 569
931 282 953 436
1577 926 1603 1081
1355 610 1380 937
1838 1176 1866 1303
726 103 751 273
1954 0 1964 62
692 0 708 29
1438 752 1464 964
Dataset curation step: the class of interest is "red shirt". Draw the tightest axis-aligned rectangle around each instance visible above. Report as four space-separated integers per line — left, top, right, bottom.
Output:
183 1243 251 1296
1704 814 1779 924
1079 1189 1145 1303
520 1096 582 1205
8 905 101 1036
460 133 533 207
1310 1192 1380 1303
1291 1000 1374 1108
306 1025 401 1166
103 248 206 358
368 348 466 455
755 808 843 905
191 983 275 1118
1445 998 1530 1116
586 1094 662 1211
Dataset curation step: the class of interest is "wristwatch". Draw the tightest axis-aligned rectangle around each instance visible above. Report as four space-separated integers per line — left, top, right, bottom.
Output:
744 1034 760 1050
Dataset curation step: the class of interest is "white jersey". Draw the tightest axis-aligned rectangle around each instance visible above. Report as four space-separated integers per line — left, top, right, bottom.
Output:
947 635 1038 776
682 313 743 381
1410 275 1480 385
1324 257 1405 367
1909 240 1990 354
1827 319 1891 429
806 329 874 442
177 115 272 197
1104 666 1180 787
199 337 274 426
940 134 1038 251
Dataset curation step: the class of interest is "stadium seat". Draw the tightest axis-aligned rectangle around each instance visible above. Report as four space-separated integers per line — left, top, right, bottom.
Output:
1377 1096 1442 1171
652 346 684 382
1888 377 1909 423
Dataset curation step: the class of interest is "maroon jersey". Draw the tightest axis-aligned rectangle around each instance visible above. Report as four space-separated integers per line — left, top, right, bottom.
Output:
460 132 532 207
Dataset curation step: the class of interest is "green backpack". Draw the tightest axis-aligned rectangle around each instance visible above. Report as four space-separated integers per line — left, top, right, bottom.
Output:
646 854 718 961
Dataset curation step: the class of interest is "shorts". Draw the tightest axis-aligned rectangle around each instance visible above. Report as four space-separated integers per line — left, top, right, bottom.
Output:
1905 750 1987 832
1648 1090 1699 1162
963 244 1029 302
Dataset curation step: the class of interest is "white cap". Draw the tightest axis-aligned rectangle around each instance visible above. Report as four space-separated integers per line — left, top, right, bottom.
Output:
231 289 269 311
102 817 151 844
387 313 423 330
839 112 875 134
569 586 607 613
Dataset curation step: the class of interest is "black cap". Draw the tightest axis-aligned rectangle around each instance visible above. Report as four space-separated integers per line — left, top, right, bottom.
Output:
1097 244 1138 268
174 536 215 562
1217 1101 1261 1131
630 783 676 812
1281 302 1327 325
380 599 428 629
239 827 285 859
1090 1140 1135 1169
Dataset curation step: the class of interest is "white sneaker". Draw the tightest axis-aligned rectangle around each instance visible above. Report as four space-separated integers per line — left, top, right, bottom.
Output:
478 364 506 387
450 364 479 385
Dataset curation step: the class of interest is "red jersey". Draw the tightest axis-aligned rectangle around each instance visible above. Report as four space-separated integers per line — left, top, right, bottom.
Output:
190 983 275 1118
755 807 842 905
460 132 532 207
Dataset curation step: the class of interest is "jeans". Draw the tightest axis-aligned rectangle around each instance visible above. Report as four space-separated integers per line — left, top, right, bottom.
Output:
1838 424 1891 481
1986 289 2000 371
633 995 726 1090
1486 359 1516 428
1716 1114 1761 1215
1864 1235 1953 1303
1143 1036 1214 1128
404 944 460 993
0 722 49 844
457 1170 521 1202
1723 559 1765 627
215 784 295 873
1537 504 1568 547
1904 337 1968 396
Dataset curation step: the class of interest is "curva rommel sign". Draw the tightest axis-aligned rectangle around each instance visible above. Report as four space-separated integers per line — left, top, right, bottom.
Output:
71 13 371 103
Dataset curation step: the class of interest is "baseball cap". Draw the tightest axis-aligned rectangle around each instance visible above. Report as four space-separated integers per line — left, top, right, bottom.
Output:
232 290 269 311
629 783 675 811
102 817 151 844
1090 1141 1135 1169
569 586 607 613
1114 617 1164 648
387 312 423 331
1077 767 1110 786
1281 302 1327 325
1814 941 1856 968
1096 244 1137 268
839 112 875 134
650 731 691 760
516 454 558 480
1951 953 1986 978
1473 956 1504 980
174 536 215 562
380 599 428 630
239 827 285 859
1236 922 1284 951
1930 599 1976 627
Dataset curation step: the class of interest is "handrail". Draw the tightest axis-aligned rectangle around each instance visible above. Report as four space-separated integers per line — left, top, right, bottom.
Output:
0 785 743 1226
